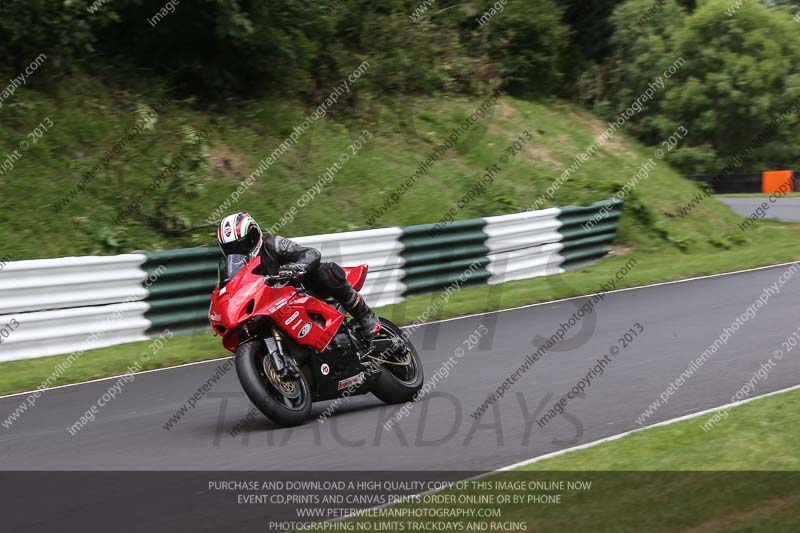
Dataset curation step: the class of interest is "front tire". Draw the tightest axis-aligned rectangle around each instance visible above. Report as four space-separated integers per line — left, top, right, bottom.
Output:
371 317 424 404
235 339 311 427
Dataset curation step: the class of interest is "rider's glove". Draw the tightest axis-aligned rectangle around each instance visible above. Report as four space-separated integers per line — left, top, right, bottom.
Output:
278 262 309 279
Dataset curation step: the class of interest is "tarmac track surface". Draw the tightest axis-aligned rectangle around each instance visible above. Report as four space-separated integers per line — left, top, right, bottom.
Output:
718 197 800 222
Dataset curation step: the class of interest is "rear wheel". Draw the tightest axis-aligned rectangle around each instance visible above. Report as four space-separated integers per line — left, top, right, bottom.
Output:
370 317 424 404
235 339 311 427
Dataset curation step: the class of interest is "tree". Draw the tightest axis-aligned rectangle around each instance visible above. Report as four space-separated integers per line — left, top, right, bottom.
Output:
475 0 570 96
0 0 104 75
659 0 800 172
562 0 618 64
599 0 800 173
592 0 687 141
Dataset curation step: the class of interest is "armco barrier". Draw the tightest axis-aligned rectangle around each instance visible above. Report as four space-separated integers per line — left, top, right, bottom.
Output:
0 303 150 363
0 200 622 361
688 171 797 194
398 219 491 296
143 247 220 335
558 201 621 270
687 173 762 193
483 207 564 284
0 255 147 315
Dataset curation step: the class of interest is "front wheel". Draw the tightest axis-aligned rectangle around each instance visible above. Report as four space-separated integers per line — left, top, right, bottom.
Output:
235 339 311 427
370 317 424 404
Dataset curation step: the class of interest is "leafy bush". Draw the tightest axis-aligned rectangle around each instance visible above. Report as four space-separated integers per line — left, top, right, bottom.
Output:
659 0 800 173
0 1 104 75
0 0 571 101
86 0 495 99
597 0 800 174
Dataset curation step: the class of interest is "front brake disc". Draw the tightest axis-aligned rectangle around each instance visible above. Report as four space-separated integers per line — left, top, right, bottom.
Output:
262 357 301 399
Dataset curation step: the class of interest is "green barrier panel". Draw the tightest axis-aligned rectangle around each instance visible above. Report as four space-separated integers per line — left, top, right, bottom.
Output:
143 246 221 335
558 199 622 270
399 219 491 295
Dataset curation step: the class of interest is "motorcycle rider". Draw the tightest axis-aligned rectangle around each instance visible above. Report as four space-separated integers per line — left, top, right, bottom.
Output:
217 212 381 339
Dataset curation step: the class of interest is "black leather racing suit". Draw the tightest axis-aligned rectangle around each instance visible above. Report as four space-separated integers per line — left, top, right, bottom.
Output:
255 235 373 321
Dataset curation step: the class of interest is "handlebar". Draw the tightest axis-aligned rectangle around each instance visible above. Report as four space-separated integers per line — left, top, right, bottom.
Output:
264 274 300 287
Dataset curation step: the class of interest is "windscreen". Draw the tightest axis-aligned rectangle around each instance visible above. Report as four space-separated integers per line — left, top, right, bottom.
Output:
217 254 248 289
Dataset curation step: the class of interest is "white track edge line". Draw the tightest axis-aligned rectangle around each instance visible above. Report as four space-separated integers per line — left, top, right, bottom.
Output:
1 259 797 401
334 381 800 523
420 259 800 327
0 357 233 400
497 381 800 470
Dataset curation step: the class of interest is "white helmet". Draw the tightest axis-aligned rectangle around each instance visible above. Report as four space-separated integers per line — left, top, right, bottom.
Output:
217 212 263 259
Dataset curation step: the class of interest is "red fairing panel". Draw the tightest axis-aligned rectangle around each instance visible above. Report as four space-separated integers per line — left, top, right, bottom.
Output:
343 264 368 292
208 256 345 353
271 295 343 352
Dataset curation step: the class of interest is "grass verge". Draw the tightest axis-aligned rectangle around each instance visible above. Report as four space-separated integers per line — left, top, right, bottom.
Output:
342 388 800 533
522 387 800 472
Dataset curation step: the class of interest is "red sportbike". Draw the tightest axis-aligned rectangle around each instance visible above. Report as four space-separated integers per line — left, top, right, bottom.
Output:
208 254 423 427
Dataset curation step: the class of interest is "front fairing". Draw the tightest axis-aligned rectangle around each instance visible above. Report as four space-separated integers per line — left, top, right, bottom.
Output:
208 255 345 354
208 256 296 351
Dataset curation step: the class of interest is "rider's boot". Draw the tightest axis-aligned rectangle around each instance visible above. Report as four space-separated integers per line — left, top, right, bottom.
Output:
343 292 380 340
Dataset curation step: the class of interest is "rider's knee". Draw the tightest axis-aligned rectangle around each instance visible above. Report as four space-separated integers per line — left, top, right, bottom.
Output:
316 262 348 288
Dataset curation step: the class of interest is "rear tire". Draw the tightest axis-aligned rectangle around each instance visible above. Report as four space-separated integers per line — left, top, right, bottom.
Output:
235 339 311 427
371 317 424 404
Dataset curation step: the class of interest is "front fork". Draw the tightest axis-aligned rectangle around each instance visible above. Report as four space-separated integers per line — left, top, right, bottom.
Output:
265 326 300 378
